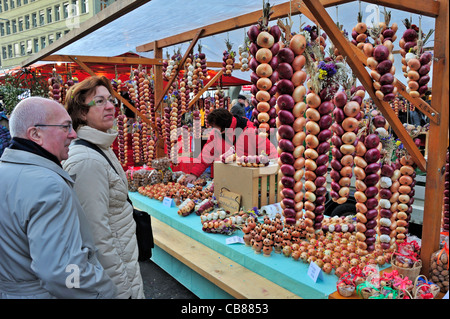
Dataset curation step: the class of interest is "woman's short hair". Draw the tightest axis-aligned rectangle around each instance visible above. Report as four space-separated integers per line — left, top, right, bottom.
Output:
65 76 113 131
206 108 233 130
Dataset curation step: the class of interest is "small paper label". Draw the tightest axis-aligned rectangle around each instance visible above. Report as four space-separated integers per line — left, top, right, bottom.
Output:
163 197 175 207
186 183 195 188
225 236 245 245
307 261 323 283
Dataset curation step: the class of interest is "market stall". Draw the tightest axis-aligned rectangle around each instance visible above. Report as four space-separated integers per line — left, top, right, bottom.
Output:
15 0 449 299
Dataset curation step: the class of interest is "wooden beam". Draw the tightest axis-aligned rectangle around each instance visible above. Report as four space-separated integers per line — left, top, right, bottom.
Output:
420 0 449 276
153 29 204 113
69 56 153 127
302 0 426 173
153 46 165 158
359 0 440 17
43 54 164 66
21 0 152 67
349 44 440 125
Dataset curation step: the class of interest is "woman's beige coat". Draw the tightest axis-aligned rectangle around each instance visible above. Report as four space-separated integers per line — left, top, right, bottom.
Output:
63 125 144 299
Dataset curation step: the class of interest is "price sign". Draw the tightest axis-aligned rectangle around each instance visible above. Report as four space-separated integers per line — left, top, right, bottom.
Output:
218 188 241 213
163 197 175 207
307 261 323 283
226 236 245 245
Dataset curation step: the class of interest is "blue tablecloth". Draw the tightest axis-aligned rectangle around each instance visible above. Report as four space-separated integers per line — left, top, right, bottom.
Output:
129 192 342 298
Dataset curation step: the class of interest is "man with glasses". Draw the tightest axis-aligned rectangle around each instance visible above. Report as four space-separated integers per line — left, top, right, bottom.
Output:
0 97 116 298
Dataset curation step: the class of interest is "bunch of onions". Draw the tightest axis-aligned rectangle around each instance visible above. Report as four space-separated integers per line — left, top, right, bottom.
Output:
405 50 432 98
366 43 397 102
117 114 127 166
394 151 417 243
351 12 369 50
156 116 163 144
132 123 142 165
48 70 62 102
330 88 364 204
354 120 383 254
140 122 150 165
214 87 225 108
379 161 400 250
378 9 398 44
247 21 281 130
193 44 208 84
442 149 450 233
275 34 307 226
238 36 250 72
222 39 236 76
163 105 171 157
303 87 334 234
179 79 188 113
204 98 211 123
192 108 201 139
164 51 181 80
399 19 419 76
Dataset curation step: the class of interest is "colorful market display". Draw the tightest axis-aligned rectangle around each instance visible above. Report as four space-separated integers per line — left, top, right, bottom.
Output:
1 0 447 300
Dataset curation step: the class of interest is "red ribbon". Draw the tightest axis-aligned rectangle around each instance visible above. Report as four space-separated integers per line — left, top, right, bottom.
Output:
437 241 449 270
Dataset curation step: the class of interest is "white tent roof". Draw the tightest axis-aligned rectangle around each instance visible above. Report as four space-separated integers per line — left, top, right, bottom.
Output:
49 0 436 84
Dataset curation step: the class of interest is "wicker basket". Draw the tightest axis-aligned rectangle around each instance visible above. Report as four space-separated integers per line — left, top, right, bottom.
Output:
337 285 355 297
391 254 422 283
413 275 440 299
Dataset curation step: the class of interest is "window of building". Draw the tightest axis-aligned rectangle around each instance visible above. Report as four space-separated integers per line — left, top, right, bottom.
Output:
71 0 79 15
40 36 46 49
0 1 2 13
25 15 30 29
24 0 28 4
20 42 25 55
17 0 21 6
55 5 60 21
4 0 8 11
11 19 16 33
47 7 52 23
26 39 32 54
39 10 45 26
14 43 20 57
9 0 14 10
81 0 88 13
18 17 23 32
63 2 69 18
7 44 13 58
48 33 54 45
2 47 7 60
56 32 62 40
32 13 37 28
33 38 38 52
5 21 10 34
0 23 4 36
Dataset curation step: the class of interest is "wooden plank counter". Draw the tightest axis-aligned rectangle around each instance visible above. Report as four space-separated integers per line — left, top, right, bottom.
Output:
149 214 301 299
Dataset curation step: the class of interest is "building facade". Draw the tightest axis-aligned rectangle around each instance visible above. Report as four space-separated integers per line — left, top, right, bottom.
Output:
0 0 116 70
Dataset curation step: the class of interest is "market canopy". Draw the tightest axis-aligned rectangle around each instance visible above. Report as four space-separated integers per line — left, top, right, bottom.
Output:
19 0 436 85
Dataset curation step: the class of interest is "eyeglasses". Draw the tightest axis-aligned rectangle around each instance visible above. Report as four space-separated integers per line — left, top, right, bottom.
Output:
88 96 115 107
35 123 73 134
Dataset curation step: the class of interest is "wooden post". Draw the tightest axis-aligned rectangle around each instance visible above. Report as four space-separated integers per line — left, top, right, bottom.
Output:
420 0 449 275
153 44 166 158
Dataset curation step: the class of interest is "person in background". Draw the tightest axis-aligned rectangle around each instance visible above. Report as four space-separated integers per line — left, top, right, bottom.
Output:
182 108 277 184
230 94 247 118
0 111 11 157
0 97 116 299
63 76 145 299
244 98 253 121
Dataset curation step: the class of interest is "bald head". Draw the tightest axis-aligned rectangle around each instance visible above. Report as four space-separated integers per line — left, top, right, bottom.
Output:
9 97 64 138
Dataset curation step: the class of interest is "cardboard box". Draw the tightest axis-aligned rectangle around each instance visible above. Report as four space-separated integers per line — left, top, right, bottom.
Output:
213 160 279 210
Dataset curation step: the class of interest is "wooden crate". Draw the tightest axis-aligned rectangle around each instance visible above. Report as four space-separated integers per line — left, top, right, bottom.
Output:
213 160 279 210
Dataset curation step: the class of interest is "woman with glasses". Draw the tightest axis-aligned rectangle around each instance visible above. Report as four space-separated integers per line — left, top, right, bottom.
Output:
63 76 145 299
